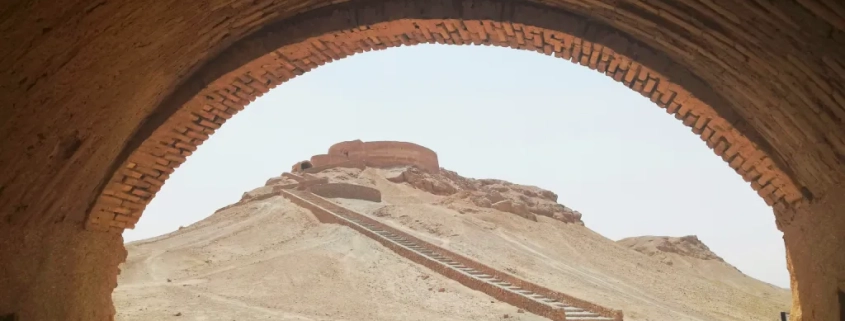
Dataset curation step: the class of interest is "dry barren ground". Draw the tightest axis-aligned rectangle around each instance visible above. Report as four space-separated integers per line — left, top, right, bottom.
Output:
114 167 790 321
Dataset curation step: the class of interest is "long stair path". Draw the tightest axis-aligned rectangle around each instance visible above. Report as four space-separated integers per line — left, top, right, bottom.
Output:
281 188 618 321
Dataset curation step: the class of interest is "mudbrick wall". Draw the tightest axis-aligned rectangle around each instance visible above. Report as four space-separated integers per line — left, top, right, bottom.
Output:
325 140 441 172
309 154 352 168
296 177 329 190
302 160 367 174
2 0 845 320
297 140 440 173
308 183 382 202
280 189 623 321
81 4 815 235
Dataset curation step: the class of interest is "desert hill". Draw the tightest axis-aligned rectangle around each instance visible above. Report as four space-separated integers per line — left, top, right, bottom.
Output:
617 235 730 267
114 141 791 321
617 235 788 299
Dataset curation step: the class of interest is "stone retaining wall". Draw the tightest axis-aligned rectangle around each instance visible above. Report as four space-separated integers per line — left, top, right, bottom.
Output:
308 183 382 202
282 172 305 182
301 160 367 174
295 177 329 190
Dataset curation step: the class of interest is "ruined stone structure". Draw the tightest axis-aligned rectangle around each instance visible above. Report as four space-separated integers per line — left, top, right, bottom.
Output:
1 0 844 320
295 140 441 173
309 183 383 202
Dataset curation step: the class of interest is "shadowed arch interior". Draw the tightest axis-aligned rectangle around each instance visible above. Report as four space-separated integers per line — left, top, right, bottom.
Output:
85 0 805 235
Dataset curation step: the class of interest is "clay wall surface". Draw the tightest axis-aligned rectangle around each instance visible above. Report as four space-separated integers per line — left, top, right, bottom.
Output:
322 140 441 172
360 141 440 173
285 190 622 320
327 140 367 156
301 159 367 174
309 154 350 168
308 183 382 202
780 184 845 321
295 176 329 190
0 224 125 321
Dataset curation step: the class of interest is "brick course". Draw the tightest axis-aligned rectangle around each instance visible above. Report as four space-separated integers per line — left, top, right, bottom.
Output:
84 2 807 234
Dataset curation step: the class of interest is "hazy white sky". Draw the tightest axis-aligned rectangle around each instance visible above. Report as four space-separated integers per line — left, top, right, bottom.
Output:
124 45 789 288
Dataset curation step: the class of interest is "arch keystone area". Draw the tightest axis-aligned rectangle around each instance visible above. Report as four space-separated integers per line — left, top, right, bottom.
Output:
84 0 806 234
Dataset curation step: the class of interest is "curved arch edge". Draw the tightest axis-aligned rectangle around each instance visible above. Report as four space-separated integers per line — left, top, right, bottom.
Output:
84 0 806 233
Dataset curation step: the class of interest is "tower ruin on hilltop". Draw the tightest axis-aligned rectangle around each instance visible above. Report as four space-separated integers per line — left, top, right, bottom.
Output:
291 139 440 173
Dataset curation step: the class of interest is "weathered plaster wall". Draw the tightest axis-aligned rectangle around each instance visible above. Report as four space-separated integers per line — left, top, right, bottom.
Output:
296 176 330 190
302 160 367 173
294 140 440 173
0 0 843 320
326 140 441 172
309 183 382 202
309 154 350 168
781 185 845 321
0 224 125 321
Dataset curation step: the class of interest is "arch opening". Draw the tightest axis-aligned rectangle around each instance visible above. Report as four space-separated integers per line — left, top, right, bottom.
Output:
84 0 806 235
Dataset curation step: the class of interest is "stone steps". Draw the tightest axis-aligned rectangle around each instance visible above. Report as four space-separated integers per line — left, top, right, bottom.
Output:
285 189 618 321
349 218 612 321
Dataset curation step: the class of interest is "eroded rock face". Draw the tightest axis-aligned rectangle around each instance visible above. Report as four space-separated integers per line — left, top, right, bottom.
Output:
491 200 537 221
617 235 734 268
387 166 584 225
387 166 458 195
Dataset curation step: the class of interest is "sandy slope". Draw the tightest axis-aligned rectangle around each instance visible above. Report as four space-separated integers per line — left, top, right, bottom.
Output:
316 167 790 321
114 197 547 321
114 166 790 321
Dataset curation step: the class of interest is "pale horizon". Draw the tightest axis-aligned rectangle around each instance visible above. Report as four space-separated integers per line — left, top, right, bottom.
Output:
124 44 790 289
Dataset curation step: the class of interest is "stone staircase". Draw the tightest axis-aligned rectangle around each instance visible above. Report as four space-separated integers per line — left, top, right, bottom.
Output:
280 187 622 321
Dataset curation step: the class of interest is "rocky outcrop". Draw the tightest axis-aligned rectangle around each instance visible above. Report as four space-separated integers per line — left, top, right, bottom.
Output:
617 235 735 269
491 200 537 221
387 166 458 195
386 167 584 225
294 141 582 225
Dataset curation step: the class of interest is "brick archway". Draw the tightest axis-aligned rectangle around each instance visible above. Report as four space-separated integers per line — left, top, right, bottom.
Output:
85 0 806 234
4 0 845 320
